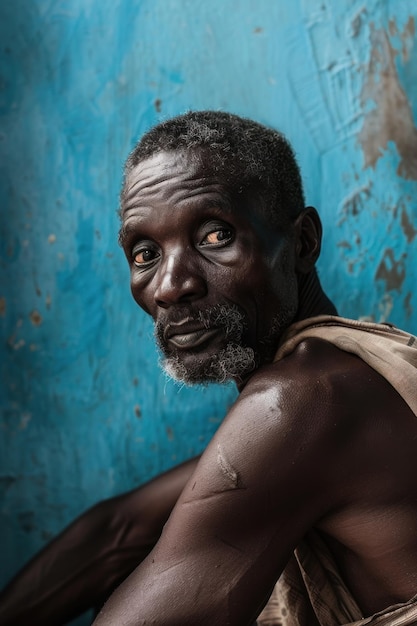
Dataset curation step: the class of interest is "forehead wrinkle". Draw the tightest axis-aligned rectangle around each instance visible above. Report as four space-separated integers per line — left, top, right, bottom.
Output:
124 170 230 211
125 154 200 198
162 182 230 207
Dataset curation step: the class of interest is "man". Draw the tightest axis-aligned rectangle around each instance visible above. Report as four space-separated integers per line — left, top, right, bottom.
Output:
93 111 417 624
1 111 417 625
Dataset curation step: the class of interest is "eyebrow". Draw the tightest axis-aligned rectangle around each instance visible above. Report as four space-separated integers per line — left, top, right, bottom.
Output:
118 222 137 247
118 208 153 247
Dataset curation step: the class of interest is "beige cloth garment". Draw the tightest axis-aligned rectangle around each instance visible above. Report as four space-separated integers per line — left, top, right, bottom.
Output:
256 315 417 626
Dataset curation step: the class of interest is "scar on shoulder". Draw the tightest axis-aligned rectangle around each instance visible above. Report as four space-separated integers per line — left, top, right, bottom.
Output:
217 444 245 489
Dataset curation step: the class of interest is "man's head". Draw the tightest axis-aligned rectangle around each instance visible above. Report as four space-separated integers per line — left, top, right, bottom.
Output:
119 111 321 385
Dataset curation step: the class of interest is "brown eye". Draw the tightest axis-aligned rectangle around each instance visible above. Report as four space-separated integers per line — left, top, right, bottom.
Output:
202 228 233 245
133 248 158 266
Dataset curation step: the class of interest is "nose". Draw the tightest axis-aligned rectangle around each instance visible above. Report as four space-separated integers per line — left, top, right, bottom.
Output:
154 253 207 308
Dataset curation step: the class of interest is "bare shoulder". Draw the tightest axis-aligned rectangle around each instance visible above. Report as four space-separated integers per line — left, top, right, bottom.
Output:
235 336 374 448
179 337 377 531
204 335 417 515
241 334 415 436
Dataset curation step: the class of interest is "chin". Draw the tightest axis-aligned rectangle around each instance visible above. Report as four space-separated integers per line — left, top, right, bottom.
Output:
160 342 257 386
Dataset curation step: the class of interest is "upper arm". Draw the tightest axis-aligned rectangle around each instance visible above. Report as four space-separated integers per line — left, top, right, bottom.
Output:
95 346 357 625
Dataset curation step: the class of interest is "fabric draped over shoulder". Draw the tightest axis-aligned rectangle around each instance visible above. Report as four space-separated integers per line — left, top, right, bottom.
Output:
256 315 417 626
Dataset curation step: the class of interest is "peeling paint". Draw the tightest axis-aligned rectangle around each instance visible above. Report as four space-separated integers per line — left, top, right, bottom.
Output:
400 207 417 242
0 297 6 316
134 404 142 418
359 22 417 180
337 240 352 250
375 248 406 291
404 292 413 319
338 182 372 224
48 233 56 244
389 16 416 61
378 293 394 322
349 6 367 38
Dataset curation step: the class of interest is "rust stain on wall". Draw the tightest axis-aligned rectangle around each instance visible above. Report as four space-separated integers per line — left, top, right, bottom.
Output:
375 248 406 291
30 310 43 326
359 19 417 180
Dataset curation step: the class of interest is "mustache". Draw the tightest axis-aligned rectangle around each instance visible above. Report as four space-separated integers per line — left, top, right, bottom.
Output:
155 303 247 346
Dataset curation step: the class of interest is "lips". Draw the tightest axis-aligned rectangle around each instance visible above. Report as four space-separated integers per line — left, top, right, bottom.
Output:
163 320 221 350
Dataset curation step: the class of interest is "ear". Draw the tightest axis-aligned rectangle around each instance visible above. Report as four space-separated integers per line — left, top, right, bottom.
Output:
294 207 322 273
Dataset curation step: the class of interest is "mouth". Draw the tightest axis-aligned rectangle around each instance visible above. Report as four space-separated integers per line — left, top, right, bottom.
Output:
163 320 222 350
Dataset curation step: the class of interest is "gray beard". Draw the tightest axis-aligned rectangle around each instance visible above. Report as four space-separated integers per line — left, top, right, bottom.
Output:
155 302 296 386
155 304 256 385
162 341 256 385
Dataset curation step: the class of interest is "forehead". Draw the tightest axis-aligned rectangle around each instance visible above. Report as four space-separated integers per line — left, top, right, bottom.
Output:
122 149 232 210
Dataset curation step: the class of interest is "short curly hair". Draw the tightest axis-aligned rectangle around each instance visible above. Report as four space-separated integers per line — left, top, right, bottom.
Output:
121 111 305 229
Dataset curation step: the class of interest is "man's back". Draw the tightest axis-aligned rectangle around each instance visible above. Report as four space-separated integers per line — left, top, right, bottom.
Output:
283 336 417 617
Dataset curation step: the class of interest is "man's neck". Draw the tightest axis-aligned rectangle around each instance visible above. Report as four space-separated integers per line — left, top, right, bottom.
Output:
236 272 337 391
295 270 338 321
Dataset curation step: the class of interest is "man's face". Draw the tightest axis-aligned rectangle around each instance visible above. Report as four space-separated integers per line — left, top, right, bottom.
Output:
119 149 299 385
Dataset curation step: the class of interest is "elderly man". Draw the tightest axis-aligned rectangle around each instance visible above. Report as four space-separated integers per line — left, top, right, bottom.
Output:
2 112 417 625
93 112 417 625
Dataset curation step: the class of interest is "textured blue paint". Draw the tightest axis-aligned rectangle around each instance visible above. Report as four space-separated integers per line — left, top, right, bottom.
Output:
0 1 416 624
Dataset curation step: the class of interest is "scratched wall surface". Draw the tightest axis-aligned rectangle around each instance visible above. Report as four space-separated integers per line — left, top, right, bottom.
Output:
0 1 416 624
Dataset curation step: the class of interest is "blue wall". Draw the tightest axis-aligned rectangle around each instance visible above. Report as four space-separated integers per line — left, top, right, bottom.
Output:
1 1 416 623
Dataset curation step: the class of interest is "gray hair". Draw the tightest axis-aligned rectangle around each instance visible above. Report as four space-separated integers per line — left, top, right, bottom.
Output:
121 111 305 230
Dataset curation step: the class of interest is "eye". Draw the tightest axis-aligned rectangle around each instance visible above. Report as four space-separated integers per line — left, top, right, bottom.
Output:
200 226 234 247
132 244 159 267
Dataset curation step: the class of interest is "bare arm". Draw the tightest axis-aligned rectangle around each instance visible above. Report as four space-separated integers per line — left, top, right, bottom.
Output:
94 357 348 625
0 457 199 626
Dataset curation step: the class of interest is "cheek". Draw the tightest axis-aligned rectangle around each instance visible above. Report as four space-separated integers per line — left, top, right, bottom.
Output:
130 275 153 316
216 264 271 312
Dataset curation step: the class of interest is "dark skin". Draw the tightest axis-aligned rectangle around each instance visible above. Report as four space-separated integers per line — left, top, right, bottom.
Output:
0 458 199 625
91 148 417 625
